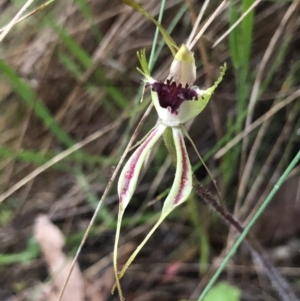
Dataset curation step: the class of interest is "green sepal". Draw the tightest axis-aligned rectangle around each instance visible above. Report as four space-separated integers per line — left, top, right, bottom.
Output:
199 63 227 108
121 0 178 56
137 49 151 78
176 63 227 124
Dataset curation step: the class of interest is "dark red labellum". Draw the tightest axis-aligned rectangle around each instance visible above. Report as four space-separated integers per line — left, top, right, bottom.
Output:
151 80 198 113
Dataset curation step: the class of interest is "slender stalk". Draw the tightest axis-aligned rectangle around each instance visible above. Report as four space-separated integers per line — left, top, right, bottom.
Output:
113 209 125 300
149 0 167 70
113 214 167 288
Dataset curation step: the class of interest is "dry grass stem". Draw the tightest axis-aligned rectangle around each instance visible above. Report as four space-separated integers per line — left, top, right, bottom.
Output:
214 88 300 159
0 0 36 42
0 119 122 203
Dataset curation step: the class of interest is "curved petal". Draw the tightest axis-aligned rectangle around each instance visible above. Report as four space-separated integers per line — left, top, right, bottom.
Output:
162 127 193 214
176 63 227 124
118 123 166 210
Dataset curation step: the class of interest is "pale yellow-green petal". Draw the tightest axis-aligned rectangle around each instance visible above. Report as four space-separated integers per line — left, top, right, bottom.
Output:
118 123 166 211
176 63 227 124
161 127 193 214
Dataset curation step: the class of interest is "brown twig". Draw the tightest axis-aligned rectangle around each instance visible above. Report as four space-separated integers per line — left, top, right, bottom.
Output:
192 178 299 301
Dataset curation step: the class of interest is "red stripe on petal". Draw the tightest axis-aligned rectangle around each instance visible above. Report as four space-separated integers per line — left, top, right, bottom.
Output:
119 126 163 203
173 133 190 205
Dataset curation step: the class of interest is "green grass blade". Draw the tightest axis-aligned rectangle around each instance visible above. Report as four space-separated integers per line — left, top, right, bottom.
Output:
58 51 82 80
152 3 188 66
148 0 167 69
0 237 40 265
0 59 75 147
51 21 92 69
76 172 114 226
54 22 128 112
0 147 112 167
74 0 102 41
241 0 254 70
228 1 240 69
197 151 300 301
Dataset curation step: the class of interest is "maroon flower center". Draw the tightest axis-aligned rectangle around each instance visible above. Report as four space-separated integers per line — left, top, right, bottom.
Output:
151 80 198 113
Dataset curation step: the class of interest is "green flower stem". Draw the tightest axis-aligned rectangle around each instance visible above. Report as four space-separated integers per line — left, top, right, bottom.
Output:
113 208 125 300
113 213 168 285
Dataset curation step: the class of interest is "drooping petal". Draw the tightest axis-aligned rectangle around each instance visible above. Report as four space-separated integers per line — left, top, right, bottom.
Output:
162 127 193 214
112 127 192 288
118 123 166 210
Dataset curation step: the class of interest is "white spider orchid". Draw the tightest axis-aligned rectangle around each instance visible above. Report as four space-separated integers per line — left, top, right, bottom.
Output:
113 44 226 299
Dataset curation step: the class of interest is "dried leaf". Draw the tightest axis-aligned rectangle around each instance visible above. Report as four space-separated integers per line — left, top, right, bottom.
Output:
34 215 84 301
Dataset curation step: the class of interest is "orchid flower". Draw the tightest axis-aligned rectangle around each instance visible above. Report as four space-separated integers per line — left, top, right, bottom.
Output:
113 44 226 300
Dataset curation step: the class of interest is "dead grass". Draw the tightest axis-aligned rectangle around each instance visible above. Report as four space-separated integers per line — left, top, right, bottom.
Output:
0 0 300 300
